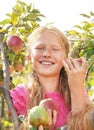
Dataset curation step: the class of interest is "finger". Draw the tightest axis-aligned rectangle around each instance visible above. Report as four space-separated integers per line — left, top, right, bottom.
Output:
66 58 75 70
76 58 82 66
38 125 44 130
47 109 52 126
81 57 87 69
70 58 80 68
27 109 31 115
62 59 70 72
52 110 57 126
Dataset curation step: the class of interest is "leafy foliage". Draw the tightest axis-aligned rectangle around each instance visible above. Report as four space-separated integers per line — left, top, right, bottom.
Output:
0 0 45 86
0 0 45 129
66 11 94 96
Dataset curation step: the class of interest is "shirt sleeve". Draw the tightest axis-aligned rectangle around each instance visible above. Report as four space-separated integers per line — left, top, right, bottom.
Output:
10 84 29 115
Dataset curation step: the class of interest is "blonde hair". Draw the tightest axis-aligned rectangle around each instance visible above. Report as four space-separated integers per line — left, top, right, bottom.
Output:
27 25 69 54
26 25 71 109
67 103 94 130
20 25 94 130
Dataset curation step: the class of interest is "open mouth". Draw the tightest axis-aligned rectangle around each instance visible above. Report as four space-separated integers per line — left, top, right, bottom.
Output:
40 61 54 65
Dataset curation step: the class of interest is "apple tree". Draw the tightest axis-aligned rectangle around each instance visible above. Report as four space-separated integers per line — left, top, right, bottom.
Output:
0 0 45 129
66 12 94 101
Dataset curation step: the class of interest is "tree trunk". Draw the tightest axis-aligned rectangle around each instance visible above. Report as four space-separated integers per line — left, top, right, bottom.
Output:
0 42 19 130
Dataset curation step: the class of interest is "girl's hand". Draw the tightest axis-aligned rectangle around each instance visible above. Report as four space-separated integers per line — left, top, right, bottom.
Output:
63 57 87 93
63 57 89 112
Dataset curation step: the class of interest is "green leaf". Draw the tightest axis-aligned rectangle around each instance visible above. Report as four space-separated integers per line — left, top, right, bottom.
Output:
80 13 90 18
17 0 27 7
10 13 19 26
0 19 11 25
67 30 78 35
74 25 82 30
13 4 23 16
83 23 93 30
90 11 94 16
18 115 25 122
87 49 94 58
27 3 33 12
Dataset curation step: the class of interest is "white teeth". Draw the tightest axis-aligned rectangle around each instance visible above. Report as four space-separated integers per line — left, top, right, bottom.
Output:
41 62 52 65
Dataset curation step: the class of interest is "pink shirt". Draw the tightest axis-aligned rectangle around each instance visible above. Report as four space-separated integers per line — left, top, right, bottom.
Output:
10 84 89 129
10 84 29 115
10 84 70 129
44 92 71 129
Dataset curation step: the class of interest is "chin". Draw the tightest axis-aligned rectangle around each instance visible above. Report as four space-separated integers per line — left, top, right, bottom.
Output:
38 71 59 77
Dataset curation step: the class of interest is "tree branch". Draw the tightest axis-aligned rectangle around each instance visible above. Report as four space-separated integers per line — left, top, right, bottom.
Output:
0 42 19 130
86 61 94 80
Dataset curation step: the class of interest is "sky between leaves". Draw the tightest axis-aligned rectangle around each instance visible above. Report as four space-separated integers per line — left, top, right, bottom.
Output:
0 0 94 31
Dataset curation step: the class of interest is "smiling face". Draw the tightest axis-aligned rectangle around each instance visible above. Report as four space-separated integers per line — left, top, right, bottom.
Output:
30 30 67 77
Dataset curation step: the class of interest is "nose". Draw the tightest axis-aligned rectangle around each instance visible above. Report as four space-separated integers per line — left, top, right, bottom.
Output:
43 48 51 57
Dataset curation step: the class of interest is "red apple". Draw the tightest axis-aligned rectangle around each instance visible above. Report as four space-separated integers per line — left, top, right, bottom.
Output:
76 58 82 66
7 35 22 53
28 106 50 127
39 98 58 111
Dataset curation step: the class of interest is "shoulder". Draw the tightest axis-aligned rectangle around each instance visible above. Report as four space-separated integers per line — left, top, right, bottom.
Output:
10 84 29 115
10 84 28 99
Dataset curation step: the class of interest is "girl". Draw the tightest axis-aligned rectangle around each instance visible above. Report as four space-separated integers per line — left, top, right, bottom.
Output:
10 25 94 130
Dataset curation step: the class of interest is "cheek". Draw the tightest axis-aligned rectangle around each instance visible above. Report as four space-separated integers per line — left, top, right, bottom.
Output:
56 57 63 69
57 54 66 68
59 61 64 69
31 52 41 63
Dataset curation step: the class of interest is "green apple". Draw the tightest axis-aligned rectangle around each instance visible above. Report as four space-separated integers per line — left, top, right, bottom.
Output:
28 106 50 127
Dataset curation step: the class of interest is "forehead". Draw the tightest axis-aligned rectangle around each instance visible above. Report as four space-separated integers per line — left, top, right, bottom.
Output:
27 27 69 55
32 30 63 46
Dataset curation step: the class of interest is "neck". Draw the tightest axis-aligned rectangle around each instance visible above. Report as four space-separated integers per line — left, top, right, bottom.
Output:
38 74 60 93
